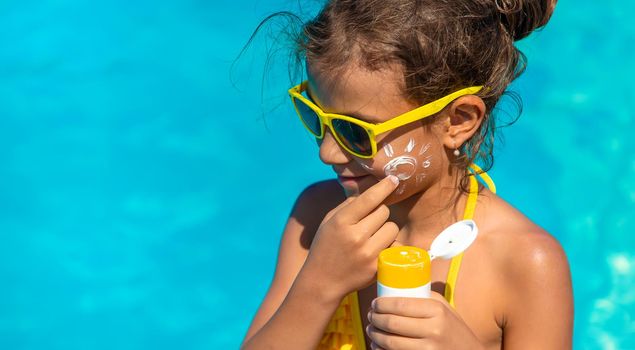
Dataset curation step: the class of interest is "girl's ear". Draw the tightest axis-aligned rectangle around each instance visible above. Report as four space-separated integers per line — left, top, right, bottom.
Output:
441 95 486 150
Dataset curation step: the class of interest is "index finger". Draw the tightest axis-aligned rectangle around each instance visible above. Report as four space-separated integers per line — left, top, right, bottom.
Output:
338 175 400 223
322 196 356 223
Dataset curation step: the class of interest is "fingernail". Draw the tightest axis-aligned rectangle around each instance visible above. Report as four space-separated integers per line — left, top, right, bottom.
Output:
387 175 399 185
372 298 377 309
367 310 371 322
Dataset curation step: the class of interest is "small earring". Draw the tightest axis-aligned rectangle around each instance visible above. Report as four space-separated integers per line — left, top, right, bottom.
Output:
453 140 460 156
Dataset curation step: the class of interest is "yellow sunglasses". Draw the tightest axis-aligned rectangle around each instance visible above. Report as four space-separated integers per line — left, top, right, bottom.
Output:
288 81 483 159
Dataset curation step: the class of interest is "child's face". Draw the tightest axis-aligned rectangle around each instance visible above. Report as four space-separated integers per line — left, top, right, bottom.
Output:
306 64 449 203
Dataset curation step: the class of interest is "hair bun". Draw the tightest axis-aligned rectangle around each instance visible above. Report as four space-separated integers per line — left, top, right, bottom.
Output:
495 0 557 41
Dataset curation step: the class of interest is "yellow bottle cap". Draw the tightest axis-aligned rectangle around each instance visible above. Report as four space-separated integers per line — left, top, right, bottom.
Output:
378 246 431 289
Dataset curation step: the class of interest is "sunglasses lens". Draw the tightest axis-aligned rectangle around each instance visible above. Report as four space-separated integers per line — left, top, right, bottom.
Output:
332 119 372 157
294 99 322 136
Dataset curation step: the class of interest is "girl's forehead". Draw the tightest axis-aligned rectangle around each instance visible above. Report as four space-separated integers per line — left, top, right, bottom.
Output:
307 64 416 123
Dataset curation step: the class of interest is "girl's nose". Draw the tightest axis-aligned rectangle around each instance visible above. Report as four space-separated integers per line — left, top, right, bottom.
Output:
318 129 352 165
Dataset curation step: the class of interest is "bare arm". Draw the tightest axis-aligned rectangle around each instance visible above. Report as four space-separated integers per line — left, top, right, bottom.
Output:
241 266 345 349
240 181 346 349
241 176 401 349
502 231 574 349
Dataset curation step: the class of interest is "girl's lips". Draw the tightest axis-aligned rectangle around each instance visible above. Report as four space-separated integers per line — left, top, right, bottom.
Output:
337 175 370 185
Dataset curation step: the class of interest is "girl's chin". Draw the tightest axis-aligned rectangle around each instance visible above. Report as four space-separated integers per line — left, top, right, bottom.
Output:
345 188 405 207
342 185 363 197
341 177 407 204
340 177 370 197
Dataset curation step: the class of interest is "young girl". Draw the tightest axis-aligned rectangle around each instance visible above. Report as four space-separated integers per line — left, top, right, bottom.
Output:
242 0 573 349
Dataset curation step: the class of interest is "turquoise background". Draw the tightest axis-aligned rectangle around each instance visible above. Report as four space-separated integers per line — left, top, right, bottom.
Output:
0 0 633 349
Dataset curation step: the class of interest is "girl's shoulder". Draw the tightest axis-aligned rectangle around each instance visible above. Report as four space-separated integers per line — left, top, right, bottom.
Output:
477 189 569 269
293 179 346 217
475 189 572 304
288 179 347 247
470 193 574 344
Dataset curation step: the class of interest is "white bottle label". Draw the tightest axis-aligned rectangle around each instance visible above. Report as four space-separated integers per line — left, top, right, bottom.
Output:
377 282 431 298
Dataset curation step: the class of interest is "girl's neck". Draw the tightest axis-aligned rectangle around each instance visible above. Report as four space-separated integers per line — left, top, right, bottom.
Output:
388 167 469 249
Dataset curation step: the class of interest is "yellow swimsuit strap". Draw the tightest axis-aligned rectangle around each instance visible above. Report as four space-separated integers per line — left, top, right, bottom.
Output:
444 164 496 307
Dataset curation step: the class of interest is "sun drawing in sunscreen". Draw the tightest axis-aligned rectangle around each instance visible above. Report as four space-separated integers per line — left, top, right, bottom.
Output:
382 139 433 193
383 138 419 181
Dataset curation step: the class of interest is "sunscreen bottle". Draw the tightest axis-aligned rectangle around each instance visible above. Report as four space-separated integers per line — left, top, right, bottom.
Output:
377 246 431 298
376 220 479 298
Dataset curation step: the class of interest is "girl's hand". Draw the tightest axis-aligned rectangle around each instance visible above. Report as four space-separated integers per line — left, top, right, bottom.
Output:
366 292 485 350
300 175 401 300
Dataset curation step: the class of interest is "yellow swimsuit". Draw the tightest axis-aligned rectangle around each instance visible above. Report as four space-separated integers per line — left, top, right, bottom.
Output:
317 165 496 350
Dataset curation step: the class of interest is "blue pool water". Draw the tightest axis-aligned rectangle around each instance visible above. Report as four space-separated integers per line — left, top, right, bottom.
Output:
0 0 633 349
